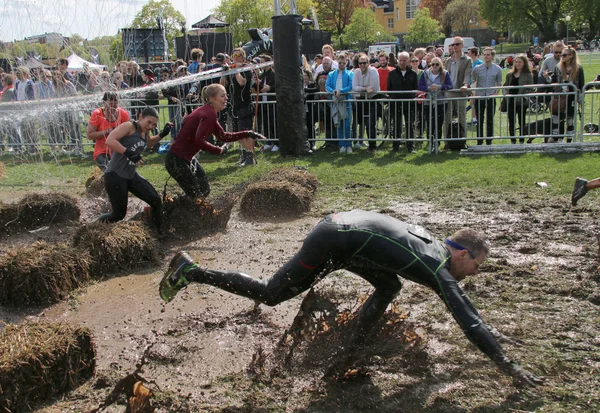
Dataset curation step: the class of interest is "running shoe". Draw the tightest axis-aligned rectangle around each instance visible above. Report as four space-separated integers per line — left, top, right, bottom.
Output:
571 177 588 206
159 252 198 303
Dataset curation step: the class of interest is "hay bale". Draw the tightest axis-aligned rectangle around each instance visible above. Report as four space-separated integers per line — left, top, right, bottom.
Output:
72 221 159 277
0 192 80 234
85 168 106 197
162 193 237 234
0 322 96 412
0 241 91 307
262 168 319 194
240 181 314 219
0 161 5 180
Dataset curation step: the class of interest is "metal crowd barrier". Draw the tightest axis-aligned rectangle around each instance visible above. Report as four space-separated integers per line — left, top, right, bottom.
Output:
581 81 600 139
0 78 595 156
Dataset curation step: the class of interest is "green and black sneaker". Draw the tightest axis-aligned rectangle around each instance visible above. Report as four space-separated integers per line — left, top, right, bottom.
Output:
571 177 589 207
159 252 198 303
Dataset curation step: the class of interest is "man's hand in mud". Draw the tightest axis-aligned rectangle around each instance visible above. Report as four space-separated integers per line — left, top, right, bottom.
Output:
501 361 544 387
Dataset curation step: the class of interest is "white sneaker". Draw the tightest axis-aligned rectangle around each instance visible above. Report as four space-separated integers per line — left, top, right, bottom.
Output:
271 145 279 152
339 146 347 154
360 142 368 147
353 143 361 150
263 144 273 151
346 146 353 154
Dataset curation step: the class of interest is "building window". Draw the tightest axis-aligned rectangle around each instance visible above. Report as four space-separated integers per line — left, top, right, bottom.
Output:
370 6 376 13
405 0 418 19
388 18 394 29
396 8 400 21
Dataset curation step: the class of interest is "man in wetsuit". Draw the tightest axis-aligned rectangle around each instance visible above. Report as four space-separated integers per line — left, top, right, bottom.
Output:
159 210 543 386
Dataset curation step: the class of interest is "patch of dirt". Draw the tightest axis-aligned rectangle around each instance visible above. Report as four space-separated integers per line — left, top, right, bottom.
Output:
0 193 599 412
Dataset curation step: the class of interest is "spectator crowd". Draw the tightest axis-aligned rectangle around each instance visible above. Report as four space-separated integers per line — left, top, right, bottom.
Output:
0 38 593 159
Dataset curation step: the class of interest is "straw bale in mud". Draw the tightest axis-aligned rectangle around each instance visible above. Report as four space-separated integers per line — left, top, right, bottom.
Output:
240 181 314 219
0 161 4 180
262 168 319 194
0 192 80 234
162 193 237 234
0 241 91 307
85 168 106 197
72 221 159 277
0 322 96 413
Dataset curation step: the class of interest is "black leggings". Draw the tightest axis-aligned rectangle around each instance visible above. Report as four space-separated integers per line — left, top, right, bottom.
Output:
99 171 162 229
165 151 210 199
190 216 402 344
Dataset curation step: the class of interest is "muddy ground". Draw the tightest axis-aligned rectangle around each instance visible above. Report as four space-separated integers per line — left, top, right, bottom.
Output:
1 190 599 412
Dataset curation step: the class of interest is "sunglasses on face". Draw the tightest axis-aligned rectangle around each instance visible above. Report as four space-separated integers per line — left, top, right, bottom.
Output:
561 53 572 57
446 239 483 267
411 59 419 63
451 43 462 47
554 51 562 54
431 63 440 66
358 61 368 65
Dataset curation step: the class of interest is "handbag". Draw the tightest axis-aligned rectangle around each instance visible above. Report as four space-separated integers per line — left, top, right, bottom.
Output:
550 95 567 115
500 97 507 113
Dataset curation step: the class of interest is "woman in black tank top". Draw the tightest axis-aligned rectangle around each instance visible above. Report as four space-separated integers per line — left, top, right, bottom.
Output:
98 107 171 231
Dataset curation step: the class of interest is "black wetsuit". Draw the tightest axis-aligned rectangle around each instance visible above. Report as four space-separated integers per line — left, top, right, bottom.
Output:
191 210 508 366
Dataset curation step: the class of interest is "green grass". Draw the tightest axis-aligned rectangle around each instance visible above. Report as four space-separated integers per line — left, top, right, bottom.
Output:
0 148 597 209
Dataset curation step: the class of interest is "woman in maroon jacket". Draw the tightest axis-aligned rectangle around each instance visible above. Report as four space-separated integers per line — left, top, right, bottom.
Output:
165 84 264 198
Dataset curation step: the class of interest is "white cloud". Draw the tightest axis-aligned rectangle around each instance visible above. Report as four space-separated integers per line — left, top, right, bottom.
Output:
0 0 222 41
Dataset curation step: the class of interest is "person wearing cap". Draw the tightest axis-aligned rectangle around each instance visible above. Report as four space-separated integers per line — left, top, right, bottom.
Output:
159 210 544 388
312 54 323 72
87 91 130 170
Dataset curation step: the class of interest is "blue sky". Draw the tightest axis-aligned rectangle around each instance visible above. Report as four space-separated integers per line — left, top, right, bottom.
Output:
0 0 221 42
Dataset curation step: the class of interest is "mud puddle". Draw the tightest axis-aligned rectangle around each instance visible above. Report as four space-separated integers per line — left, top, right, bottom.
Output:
1 195 599 412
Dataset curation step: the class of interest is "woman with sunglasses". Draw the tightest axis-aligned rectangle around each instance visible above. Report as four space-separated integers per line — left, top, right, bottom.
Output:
418 57 452 150
547 46 585 142
87 92 130 170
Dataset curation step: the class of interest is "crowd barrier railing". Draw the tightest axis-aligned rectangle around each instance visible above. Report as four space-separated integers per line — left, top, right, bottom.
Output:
0 81 593 156
581 81 600 140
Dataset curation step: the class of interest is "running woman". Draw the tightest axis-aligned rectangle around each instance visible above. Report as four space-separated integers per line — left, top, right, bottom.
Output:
98 107 171 231
165 83 264 199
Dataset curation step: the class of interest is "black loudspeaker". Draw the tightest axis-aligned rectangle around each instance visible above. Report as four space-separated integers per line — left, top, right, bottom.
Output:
301 30 332 58
175 33 233 63
273 15 310 156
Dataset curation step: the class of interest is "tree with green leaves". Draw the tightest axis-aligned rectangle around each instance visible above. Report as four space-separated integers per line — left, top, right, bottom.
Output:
314 0 362 47
343 8 395 51
213 0 273 47
131 0 185 57
419 0 452 35
441 0 479 36
404 8 443 45
214 0 314 49
479 0 566 41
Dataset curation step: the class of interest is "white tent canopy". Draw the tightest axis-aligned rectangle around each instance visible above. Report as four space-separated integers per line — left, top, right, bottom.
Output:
67 53 106 72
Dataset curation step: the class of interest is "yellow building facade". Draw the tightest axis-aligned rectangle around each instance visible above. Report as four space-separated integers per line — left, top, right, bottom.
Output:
370 1 488 39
